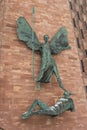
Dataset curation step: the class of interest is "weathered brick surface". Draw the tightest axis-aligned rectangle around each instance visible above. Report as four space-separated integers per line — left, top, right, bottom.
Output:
0 0 87 130
69 0 87 87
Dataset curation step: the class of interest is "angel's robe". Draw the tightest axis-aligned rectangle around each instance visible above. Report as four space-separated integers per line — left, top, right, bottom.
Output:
37 43 56 83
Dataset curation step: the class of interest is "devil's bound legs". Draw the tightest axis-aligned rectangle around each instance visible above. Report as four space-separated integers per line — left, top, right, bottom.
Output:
21 99 49 119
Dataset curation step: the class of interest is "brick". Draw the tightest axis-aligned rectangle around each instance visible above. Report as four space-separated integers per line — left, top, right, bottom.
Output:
0 0 87 130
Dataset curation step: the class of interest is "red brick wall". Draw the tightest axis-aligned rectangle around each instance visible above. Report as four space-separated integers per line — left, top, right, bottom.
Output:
69 0 87 93
0 0 87 130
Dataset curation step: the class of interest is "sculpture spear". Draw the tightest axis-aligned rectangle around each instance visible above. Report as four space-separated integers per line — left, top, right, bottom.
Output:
32 6 35 80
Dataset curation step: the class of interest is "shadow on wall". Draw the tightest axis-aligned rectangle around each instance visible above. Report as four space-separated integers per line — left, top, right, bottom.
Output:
0 127 4 130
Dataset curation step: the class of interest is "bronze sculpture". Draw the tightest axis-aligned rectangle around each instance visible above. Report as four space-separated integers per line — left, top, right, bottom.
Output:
16 7 75 119
21 91 75 119
17 17 71 92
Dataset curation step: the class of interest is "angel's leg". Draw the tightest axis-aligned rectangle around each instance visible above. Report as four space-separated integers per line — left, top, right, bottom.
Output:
37 66 46 90
21 99 49 119
37 70 44 90
53 64 67 92
37 82 41 90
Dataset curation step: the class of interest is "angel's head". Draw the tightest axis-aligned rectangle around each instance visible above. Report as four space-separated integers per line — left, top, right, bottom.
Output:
44 35 49 43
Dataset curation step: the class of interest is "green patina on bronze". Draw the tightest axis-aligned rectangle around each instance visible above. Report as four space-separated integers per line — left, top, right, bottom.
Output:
16 8 75 118
31 6 35 80
17 17 71 92
21 92 75 119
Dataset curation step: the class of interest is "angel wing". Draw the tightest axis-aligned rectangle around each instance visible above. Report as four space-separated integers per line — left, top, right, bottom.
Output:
17 17 42 51
50 27 71 55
